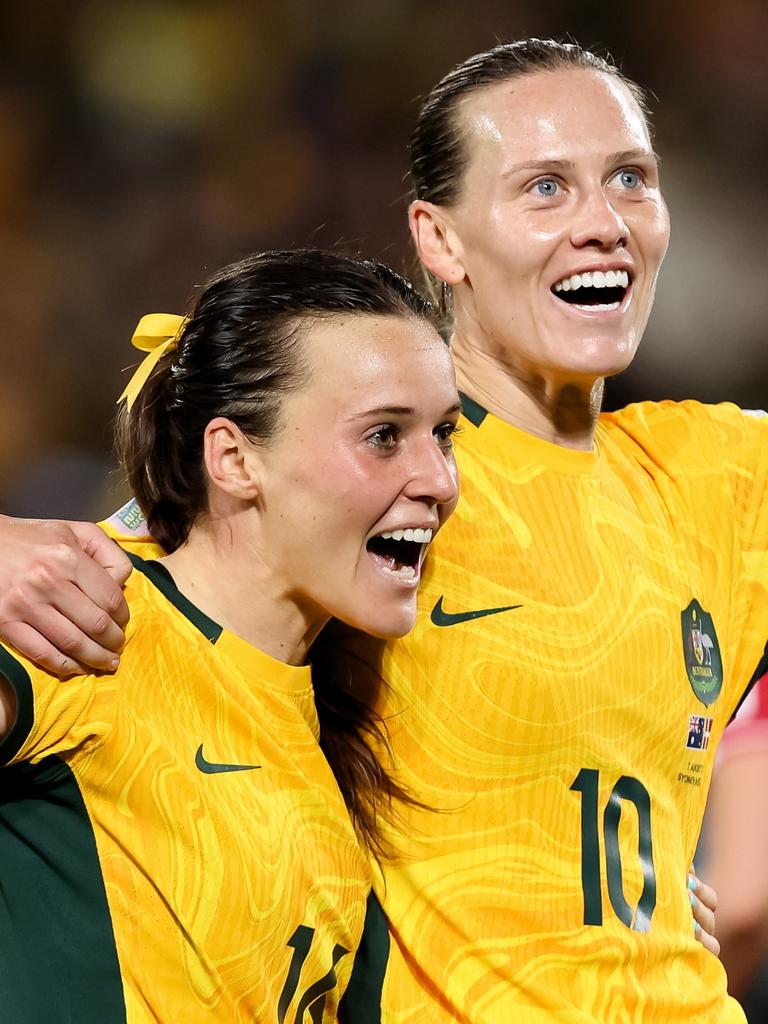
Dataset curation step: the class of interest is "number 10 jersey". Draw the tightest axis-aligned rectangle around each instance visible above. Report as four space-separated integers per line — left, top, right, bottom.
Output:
371 398 768 1023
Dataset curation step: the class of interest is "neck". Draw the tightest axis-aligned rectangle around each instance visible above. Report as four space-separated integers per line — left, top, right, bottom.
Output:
451 330 604 450
159 518 327 666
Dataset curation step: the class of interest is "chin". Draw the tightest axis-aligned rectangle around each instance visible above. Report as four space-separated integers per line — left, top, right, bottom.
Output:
348 601 418 641
564 338 638 379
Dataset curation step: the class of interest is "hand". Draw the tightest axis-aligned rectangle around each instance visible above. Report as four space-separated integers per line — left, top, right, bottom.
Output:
0 516 132 676
689 867 720 957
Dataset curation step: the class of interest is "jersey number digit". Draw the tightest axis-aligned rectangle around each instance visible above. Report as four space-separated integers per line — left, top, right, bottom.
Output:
278 925 349 1023
570 768 657 931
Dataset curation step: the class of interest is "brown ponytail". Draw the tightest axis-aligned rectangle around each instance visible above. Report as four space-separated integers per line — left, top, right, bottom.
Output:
117 248 437 852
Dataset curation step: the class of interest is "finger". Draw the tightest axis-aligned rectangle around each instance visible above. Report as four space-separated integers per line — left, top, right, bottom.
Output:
70 522 133 585
19 604 121 673
693 920 721 957
66 540 131 631
690 875 718 916
0 621 89 678
690 889 716 938
50 581 126 655
692 868 720 917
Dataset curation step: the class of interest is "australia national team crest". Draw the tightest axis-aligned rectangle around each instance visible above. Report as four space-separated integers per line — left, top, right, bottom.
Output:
681 599 723 706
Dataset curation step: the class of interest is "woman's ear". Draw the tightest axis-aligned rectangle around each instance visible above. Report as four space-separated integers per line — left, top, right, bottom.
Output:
409 200 466 286
203 418 262 501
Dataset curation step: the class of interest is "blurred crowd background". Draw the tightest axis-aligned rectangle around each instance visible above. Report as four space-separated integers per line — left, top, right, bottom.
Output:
0 0 766 518
3 1 768 1015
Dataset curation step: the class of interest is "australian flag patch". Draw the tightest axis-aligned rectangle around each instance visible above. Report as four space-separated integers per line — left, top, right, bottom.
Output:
686 714 713 751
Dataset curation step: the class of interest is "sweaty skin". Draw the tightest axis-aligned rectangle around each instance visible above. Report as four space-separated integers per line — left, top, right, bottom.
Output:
411 68 670 448
0 64 724 976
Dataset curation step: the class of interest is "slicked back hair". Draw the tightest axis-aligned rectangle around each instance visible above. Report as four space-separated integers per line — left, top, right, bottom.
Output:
409 39 651 323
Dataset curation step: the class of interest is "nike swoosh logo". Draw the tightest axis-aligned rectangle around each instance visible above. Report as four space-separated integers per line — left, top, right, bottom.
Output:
430 595 523 627
195 744 261 774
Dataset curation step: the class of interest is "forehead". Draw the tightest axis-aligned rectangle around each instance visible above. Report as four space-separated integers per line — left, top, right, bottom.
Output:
458 68 653 172
302 313 454 397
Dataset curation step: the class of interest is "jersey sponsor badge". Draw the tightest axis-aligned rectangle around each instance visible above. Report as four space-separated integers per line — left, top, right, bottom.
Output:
686 714 713 751
681 599 723 706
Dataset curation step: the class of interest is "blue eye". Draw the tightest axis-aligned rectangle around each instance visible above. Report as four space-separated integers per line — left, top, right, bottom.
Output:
534 178 559 197
617 169 641 189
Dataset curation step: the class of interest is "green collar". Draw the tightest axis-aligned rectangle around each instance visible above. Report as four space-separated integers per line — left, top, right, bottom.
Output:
126 552 223 644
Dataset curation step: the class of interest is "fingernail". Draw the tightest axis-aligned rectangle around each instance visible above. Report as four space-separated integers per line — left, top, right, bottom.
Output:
694 919 701 936
689 891 698 909
110 658 120 670
687 874 698 891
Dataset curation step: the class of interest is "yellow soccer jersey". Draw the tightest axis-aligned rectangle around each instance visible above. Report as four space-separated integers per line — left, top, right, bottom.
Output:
0 552 382 1023
366 397 768 1023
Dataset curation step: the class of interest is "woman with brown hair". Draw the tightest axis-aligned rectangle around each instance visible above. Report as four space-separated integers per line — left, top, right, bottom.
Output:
0 248 460 1022
0 38 746 1022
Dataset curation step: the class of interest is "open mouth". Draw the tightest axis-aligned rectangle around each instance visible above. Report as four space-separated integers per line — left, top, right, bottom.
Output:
366 527 432 581
552 269 631 312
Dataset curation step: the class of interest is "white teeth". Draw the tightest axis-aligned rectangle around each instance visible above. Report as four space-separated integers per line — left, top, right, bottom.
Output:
553 269 629 292
572 302 621 312
379 528 433 543
382 564 416 580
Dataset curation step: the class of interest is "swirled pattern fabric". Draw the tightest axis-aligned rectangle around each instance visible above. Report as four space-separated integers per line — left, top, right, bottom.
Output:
0 553 370 1022
367 399 768 1023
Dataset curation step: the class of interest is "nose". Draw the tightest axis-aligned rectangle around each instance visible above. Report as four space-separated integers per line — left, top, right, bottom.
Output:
405 437 459 509
570 187 629 250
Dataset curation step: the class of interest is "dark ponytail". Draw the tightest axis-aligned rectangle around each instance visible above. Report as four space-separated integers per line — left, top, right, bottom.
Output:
117 248 436 853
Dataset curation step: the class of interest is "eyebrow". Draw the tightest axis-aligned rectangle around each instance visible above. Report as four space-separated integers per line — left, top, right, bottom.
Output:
501 148 660 178
348 401 462 421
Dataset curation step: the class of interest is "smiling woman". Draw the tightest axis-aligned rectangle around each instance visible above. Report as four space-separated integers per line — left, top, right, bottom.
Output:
411 53 670 441
0 249 459 1022
0 38 760 1024
352 38 768 1023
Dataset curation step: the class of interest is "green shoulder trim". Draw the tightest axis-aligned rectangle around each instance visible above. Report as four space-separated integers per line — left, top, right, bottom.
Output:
337 890 390 1022
459 391 488 427
126 552 223 644
0 645 34 765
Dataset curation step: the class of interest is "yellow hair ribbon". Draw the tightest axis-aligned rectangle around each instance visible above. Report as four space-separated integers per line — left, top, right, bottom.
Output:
118 312 187 410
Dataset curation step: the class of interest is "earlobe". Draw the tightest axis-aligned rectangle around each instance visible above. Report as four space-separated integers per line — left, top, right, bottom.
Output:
409 200 466 286
204 418 262 501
